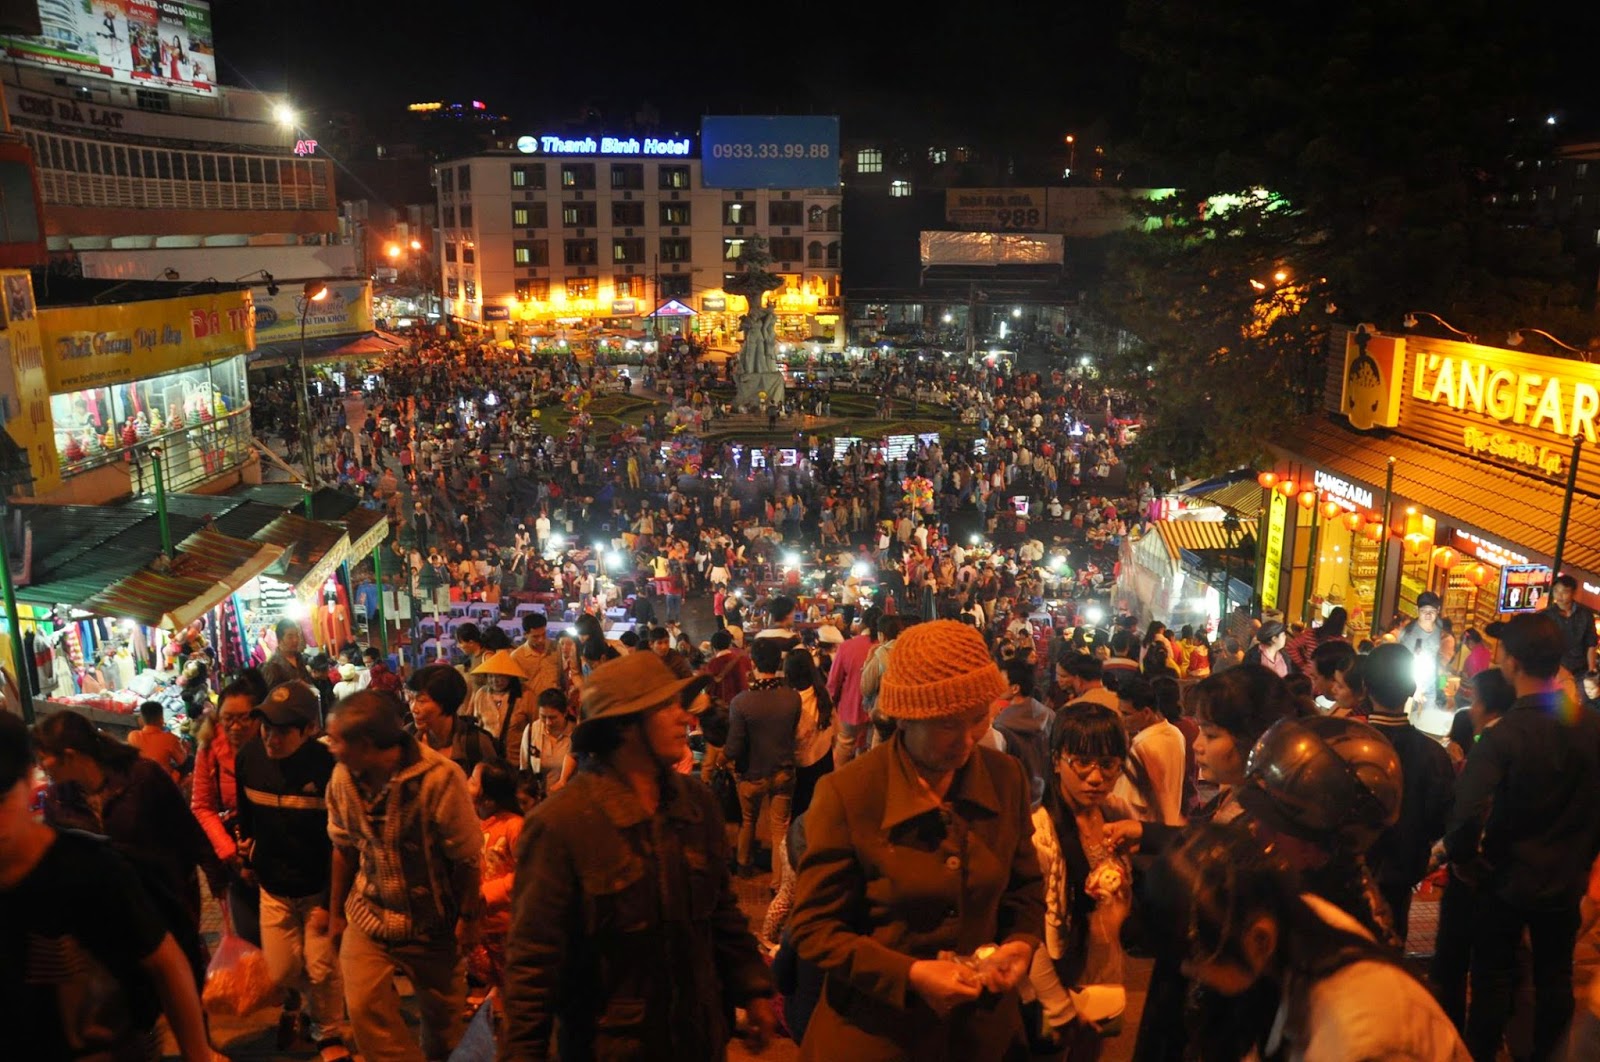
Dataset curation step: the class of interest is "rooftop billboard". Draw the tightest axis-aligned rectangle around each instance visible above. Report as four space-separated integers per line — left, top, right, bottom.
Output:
1 1 217 97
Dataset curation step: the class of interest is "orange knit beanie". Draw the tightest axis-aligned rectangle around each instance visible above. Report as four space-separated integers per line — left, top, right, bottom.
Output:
878 620 1006 720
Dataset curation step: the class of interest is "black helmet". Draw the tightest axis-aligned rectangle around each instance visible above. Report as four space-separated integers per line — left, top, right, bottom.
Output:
1237 715 1402 852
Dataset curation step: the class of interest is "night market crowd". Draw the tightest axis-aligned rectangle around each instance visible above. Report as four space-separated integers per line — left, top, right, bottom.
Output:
5 333 1600 1062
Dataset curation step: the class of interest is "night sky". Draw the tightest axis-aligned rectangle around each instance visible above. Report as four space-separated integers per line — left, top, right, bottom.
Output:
214 2 1595 139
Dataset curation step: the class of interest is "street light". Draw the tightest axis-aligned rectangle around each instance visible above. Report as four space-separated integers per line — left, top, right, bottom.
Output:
296 280 330 494
385 243 401 259
1402 311 1476 343
409 239 422 251
1507 327 1587 360
274 102 297 127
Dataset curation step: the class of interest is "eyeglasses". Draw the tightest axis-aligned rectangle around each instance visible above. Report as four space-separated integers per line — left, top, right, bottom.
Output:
220 713 254 727
1063 755 1124 778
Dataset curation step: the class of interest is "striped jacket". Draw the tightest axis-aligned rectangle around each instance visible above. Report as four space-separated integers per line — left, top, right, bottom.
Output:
326 737 482 942
234 736 336 902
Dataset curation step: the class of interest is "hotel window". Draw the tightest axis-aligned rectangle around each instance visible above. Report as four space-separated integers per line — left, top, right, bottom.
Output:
769 237 803 262
723 201 754 225
511 164 546 189
565 277 596 299
611 201 645 226
807 240 822 265
659 165 690 189
856 147 883 174
516 279 549 301
562 202 597 227
614 276 642 298
660 275 691 298
459 205 473 227
446 277 459 298
438 168 454 193
769 201 803 226
513 240 548 267
464 280 476 300
563 239 598 265
461 245 475 264
660 202 691 225
659 237 691 262
457 165 472 191
889 180 912 197
928 147 947 164
611 163 644 190
723 237 746 261
560 163 596 189
444 242 457 263
513 203 547 228
442 205 456 227
613 237 645 264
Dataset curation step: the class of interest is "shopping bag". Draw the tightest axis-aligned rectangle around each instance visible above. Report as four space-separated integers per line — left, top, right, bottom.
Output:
202 905 279 1018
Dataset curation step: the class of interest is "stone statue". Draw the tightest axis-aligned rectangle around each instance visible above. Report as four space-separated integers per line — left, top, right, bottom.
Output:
727 236 787 411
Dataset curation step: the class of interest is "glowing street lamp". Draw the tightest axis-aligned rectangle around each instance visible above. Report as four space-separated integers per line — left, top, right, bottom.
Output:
274 103 297 127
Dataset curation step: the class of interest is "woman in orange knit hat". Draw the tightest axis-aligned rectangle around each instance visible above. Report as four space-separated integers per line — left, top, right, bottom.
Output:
787 619 1045 1060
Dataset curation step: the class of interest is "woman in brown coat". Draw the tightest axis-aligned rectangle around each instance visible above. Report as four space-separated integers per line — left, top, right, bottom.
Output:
788 620 1045 1061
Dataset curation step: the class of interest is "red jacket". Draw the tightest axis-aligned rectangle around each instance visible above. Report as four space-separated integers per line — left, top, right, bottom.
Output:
191 729 240 862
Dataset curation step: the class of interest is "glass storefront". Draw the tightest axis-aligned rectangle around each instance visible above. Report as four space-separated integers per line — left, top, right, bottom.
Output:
1303 507 1381 643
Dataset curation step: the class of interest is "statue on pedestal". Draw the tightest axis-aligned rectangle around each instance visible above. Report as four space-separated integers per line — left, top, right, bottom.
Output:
727 237 787 412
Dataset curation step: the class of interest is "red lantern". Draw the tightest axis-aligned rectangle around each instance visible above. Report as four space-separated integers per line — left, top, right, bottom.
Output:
1342 511 1365 532
1257 471 1278 490
1365 521 1385 542
1277 479 1297 497
1433 547 1456 570
1468 563 1490 586
1320 499 1342 521
1404 532 1429 555
1297 489 1317 510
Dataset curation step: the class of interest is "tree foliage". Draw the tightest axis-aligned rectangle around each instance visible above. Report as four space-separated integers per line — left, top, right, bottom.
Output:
1094 0 1597 481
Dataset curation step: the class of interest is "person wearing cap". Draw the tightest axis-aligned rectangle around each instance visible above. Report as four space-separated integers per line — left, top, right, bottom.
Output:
1243 620 1290 678
787 619 1044 1060
1398 591 1446 722
501 650 778 1060
235 682 350 1061
326 690 484 1062
1445 611 1600 1061
465 650 533 752
333 661 367 703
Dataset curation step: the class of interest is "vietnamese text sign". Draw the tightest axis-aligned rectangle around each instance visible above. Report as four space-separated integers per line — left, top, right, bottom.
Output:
1 0 217 98
700 116 839 189
0 270 58 492
41 290 254 392
945 188 1046 230
1261 489 1287 610
252 281 373 344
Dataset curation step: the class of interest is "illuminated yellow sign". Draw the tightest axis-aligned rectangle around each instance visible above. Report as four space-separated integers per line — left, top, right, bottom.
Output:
408 102 443 112
1341 325 1404 430
1411 343 1600 444
40 291 255 392
1261 489 1287 609
0 270 59 492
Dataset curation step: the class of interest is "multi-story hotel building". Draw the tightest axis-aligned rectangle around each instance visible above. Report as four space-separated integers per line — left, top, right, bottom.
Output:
435 135 843 346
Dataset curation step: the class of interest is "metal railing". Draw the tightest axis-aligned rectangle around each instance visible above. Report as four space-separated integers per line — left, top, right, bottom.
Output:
67 409 255 495
21 128 332 213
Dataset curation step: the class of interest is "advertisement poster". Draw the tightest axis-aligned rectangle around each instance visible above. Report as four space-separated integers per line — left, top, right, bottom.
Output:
0 270 59 492
1498 564 1552 614
700 115 840 189
251 282 373 344
40 290 254 392
945 188 1047 231
0 0 217 97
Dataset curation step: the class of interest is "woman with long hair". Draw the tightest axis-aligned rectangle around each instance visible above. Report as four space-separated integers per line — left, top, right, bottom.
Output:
34 710 223 990
191 673 267 945
783 647 834 820
1139 823 1468 1061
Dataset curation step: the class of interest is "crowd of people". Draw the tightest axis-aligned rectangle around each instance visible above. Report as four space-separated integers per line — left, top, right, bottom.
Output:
5 331 1600 1061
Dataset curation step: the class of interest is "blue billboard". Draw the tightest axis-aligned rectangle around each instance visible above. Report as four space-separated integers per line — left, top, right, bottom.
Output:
699 116 840 189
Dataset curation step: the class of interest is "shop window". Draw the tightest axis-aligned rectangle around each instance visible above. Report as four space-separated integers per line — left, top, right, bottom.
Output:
512 163 545 189
660 202 691 225
561 163 596 189
613 276 642 298
890 179 912 197
457 164 472 191
562 202 597 227
53 359 250 478
659 236 691 262
610 163 644 190
660 275 691 298
563 239 598 266
565 277 596 300
769 237 803 262
856 147 883 174
613 237 645 264
513 203 547 228
769 201 803 226
724 201 754 225
516 279 550 302
611 201 645 227
723 237 746 261
513 240 548 267
659 165 690 189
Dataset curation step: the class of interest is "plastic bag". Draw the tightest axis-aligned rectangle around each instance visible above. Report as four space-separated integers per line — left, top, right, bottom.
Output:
202 907 279 1018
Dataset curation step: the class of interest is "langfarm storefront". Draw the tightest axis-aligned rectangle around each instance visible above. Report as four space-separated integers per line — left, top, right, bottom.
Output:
1254 326 1600 646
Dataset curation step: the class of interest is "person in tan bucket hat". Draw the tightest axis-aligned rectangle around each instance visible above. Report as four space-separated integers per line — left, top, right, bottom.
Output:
788 619 1045 1060
501 650 779 1059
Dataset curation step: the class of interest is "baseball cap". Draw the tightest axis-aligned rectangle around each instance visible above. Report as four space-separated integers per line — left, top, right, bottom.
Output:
254 682 321 727
1417 591 1443 610
1485 612 1565 678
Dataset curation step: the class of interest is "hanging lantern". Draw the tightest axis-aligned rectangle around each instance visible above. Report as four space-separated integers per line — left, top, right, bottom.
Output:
1298 489 1317 510
1342 511 1365 532
1468 563 1490 587
1365 521 1385 542
1320 499 1343 521
1277 478 1297 497
1433 547 1457 570
1256 471 1278 490
1404 532 1429 555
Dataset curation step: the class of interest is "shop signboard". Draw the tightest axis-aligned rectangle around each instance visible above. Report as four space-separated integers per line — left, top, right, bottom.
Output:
41 290 254 393
610 299 636 315
482 305 511 321
1497 564 1552 613
1449 529 1530 568
945 188 1047 231
1339 324 1405 430
1261 489 1288 609
0 1 217 97
252 281 373 344
701 295 726 312
1312 469 1375 511
0 270 58 492
700 115 839 189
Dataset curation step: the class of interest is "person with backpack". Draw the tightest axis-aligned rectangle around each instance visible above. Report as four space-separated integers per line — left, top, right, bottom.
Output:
407 664 500 776
994 658 1056 808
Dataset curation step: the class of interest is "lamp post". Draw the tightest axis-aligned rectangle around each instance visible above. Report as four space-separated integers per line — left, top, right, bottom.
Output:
1552 436 1584 576
297 280 329 509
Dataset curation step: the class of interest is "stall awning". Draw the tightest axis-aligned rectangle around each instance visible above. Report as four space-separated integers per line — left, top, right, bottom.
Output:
1153 519 1258 565
174 529 285 589
340 507 390 558
81 531 285 630
1184 479 1267 517
251 514 351 599
1271 417 1600 580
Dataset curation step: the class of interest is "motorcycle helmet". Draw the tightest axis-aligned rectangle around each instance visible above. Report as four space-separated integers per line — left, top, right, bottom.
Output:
1237 715 1402 852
